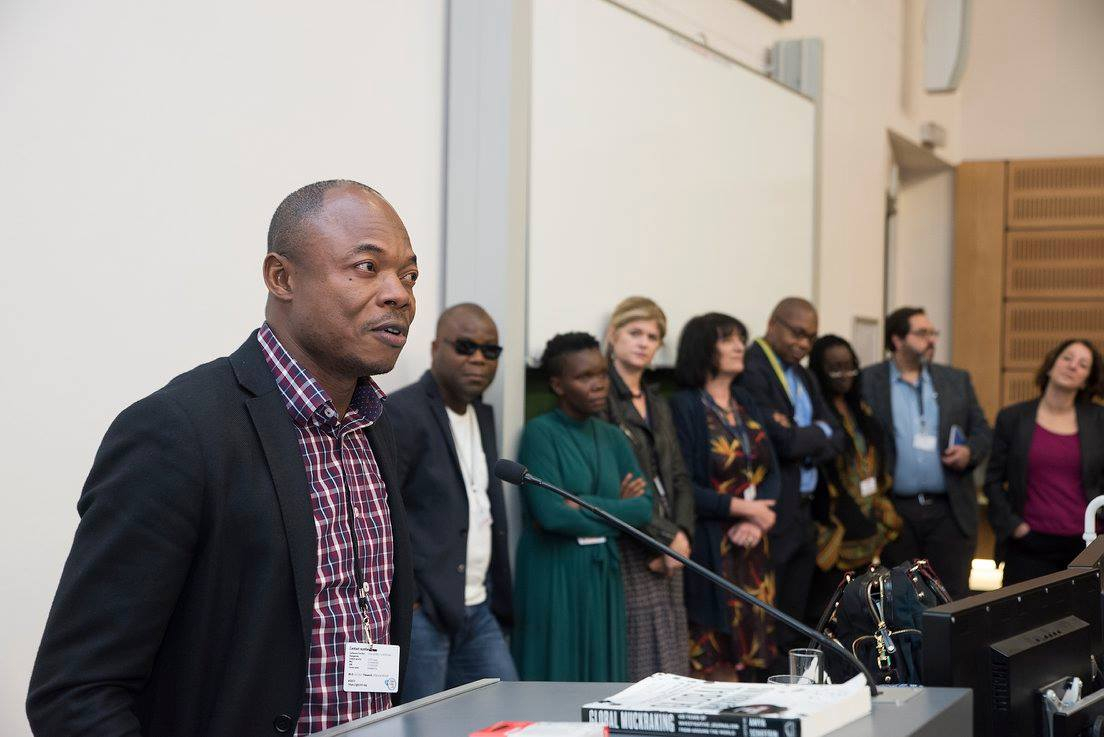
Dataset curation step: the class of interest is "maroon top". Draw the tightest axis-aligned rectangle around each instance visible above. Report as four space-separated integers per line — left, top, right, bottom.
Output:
1023 424 1084 537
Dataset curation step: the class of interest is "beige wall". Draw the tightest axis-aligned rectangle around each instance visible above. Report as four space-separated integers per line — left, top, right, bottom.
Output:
961 0 1104 160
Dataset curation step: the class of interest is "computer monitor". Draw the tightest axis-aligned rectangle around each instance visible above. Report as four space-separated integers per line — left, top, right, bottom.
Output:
921 567 1102 737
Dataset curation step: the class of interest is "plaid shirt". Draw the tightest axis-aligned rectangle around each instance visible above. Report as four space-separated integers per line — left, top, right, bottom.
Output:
258 324 395 735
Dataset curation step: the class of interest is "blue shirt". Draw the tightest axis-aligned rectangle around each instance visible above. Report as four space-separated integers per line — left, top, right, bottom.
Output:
889 363 945 494
784 365 829 494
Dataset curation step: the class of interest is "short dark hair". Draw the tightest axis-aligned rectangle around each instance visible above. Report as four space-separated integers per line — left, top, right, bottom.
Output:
267 179 382 257
1035 338 1103 403
540 332 601 378
884 306 926 352
674 312 748 388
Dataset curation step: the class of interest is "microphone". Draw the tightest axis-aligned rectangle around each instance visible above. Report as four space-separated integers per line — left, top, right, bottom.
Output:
494 458 880 696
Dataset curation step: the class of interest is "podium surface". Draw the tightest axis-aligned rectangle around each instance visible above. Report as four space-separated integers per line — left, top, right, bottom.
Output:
316 679 973 737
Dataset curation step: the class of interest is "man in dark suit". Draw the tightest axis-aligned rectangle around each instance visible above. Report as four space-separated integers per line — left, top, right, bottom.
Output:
27 180 417 736
739 297 847 649
861 306 992 599
387 303 516 702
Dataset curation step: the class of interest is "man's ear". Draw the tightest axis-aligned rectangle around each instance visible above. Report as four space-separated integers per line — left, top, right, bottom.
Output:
263 252 294 302
549 376 564 397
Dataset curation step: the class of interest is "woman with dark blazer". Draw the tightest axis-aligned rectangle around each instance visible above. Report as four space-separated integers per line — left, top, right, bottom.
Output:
986 339 1104 586
601 296 695 680
669 312 781 681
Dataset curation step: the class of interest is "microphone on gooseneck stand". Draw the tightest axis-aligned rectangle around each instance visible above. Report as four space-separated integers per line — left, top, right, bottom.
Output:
493 458 881 697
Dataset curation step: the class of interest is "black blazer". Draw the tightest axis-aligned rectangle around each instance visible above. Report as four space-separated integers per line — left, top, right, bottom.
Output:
601 368 695 545
387 371 513 634
860 360 993 536
985 399 1104 559
669 387 780 631
737 341 847 537
27 333 414 737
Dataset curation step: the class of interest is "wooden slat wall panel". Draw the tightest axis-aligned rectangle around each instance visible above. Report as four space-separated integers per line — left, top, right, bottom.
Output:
1002 371 1038 406
1003 300 1104 369
953 162 1007 422
1005 230 1104 299
1007 158 1104 229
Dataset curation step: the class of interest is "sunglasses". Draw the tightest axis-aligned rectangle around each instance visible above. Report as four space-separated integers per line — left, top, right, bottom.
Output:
446 338 503 360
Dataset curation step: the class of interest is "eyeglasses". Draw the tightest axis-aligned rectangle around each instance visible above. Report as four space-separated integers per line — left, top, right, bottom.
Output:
909 329 940 339
777 317 817 343
445 338 503 360
827 369 859 379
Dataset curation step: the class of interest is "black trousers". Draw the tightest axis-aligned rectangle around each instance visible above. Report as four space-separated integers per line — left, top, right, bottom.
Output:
1003 530 1085 586
768 502 818 659
880 494 976 600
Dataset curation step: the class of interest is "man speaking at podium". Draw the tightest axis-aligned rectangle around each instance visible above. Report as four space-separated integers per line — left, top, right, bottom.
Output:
27 180 416 736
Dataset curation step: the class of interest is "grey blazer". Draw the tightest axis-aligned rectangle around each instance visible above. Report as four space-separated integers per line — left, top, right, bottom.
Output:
860 360 993 536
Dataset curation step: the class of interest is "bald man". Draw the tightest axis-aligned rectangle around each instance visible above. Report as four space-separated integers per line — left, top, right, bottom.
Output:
739 297 847 655
28 181 416 736
386 304 516 702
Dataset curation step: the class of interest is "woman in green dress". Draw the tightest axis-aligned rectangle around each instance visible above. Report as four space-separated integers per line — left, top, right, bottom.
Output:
512 332 654 682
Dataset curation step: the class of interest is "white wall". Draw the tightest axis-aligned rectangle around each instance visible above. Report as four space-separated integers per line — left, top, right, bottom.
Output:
890 170 957 359
614 0 965 342
0 2 445 733
960 0 1104 160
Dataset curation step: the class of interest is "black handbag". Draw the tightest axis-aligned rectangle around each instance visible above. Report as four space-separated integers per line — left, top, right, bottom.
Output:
815 559 952 685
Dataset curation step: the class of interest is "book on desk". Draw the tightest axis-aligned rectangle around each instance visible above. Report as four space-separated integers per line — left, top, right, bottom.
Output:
580 672 871 737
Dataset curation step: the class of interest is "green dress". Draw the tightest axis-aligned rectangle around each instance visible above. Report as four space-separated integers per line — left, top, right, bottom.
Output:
512 409 654 682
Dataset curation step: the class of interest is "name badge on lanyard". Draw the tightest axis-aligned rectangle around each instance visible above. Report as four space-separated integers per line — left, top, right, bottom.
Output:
344 642 401 693
913 433 938 453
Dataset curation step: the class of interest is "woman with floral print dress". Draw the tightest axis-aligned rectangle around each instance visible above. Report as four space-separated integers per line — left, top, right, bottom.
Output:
670 313 781 681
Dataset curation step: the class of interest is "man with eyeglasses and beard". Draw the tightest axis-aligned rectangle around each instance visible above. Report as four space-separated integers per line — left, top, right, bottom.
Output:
739 297 848 658
387 303 517 701
861 306 992 599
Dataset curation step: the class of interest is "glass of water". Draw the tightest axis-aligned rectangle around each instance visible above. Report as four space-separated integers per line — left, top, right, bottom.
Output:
788 648 824 684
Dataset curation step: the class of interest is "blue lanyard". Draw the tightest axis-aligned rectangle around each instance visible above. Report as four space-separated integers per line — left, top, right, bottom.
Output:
701 391 755 478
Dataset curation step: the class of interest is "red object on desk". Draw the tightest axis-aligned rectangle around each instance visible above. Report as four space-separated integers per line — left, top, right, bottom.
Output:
470 721 609 736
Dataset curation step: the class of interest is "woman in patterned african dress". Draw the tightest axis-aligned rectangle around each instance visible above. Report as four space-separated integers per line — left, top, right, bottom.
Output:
669 313 781 681
804 335 901 622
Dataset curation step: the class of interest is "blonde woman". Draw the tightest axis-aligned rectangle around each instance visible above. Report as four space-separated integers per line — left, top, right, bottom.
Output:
601 296 695 678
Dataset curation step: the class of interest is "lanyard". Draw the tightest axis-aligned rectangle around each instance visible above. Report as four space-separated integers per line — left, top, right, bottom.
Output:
702 390 756 481
755 338 793 402
336 430 374 645
912 372 926 427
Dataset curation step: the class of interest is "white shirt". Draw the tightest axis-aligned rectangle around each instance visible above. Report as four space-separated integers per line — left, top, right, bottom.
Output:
445 404 493 606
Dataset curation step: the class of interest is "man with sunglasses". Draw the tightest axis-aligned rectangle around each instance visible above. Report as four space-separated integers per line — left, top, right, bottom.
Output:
861 306 992 599
739 297 848 656
387 303 517 701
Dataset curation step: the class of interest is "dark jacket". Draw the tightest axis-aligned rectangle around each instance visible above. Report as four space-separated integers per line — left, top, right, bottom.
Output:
669 386 780 631
387 371 512 634
601 368 694 545
985 398 1104 560
861 360 993 536
737 340 847 537
27 333 414 737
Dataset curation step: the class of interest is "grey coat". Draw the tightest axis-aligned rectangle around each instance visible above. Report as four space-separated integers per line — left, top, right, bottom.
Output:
860 360 993 536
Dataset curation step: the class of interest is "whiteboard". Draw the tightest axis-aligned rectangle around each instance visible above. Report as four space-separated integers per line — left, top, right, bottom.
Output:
528 0 816 365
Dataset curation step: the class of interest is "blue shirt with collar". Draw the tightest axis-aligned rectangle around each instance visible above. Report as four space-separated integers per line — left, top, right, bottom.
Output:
783 364 831 494
889 362 945 494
